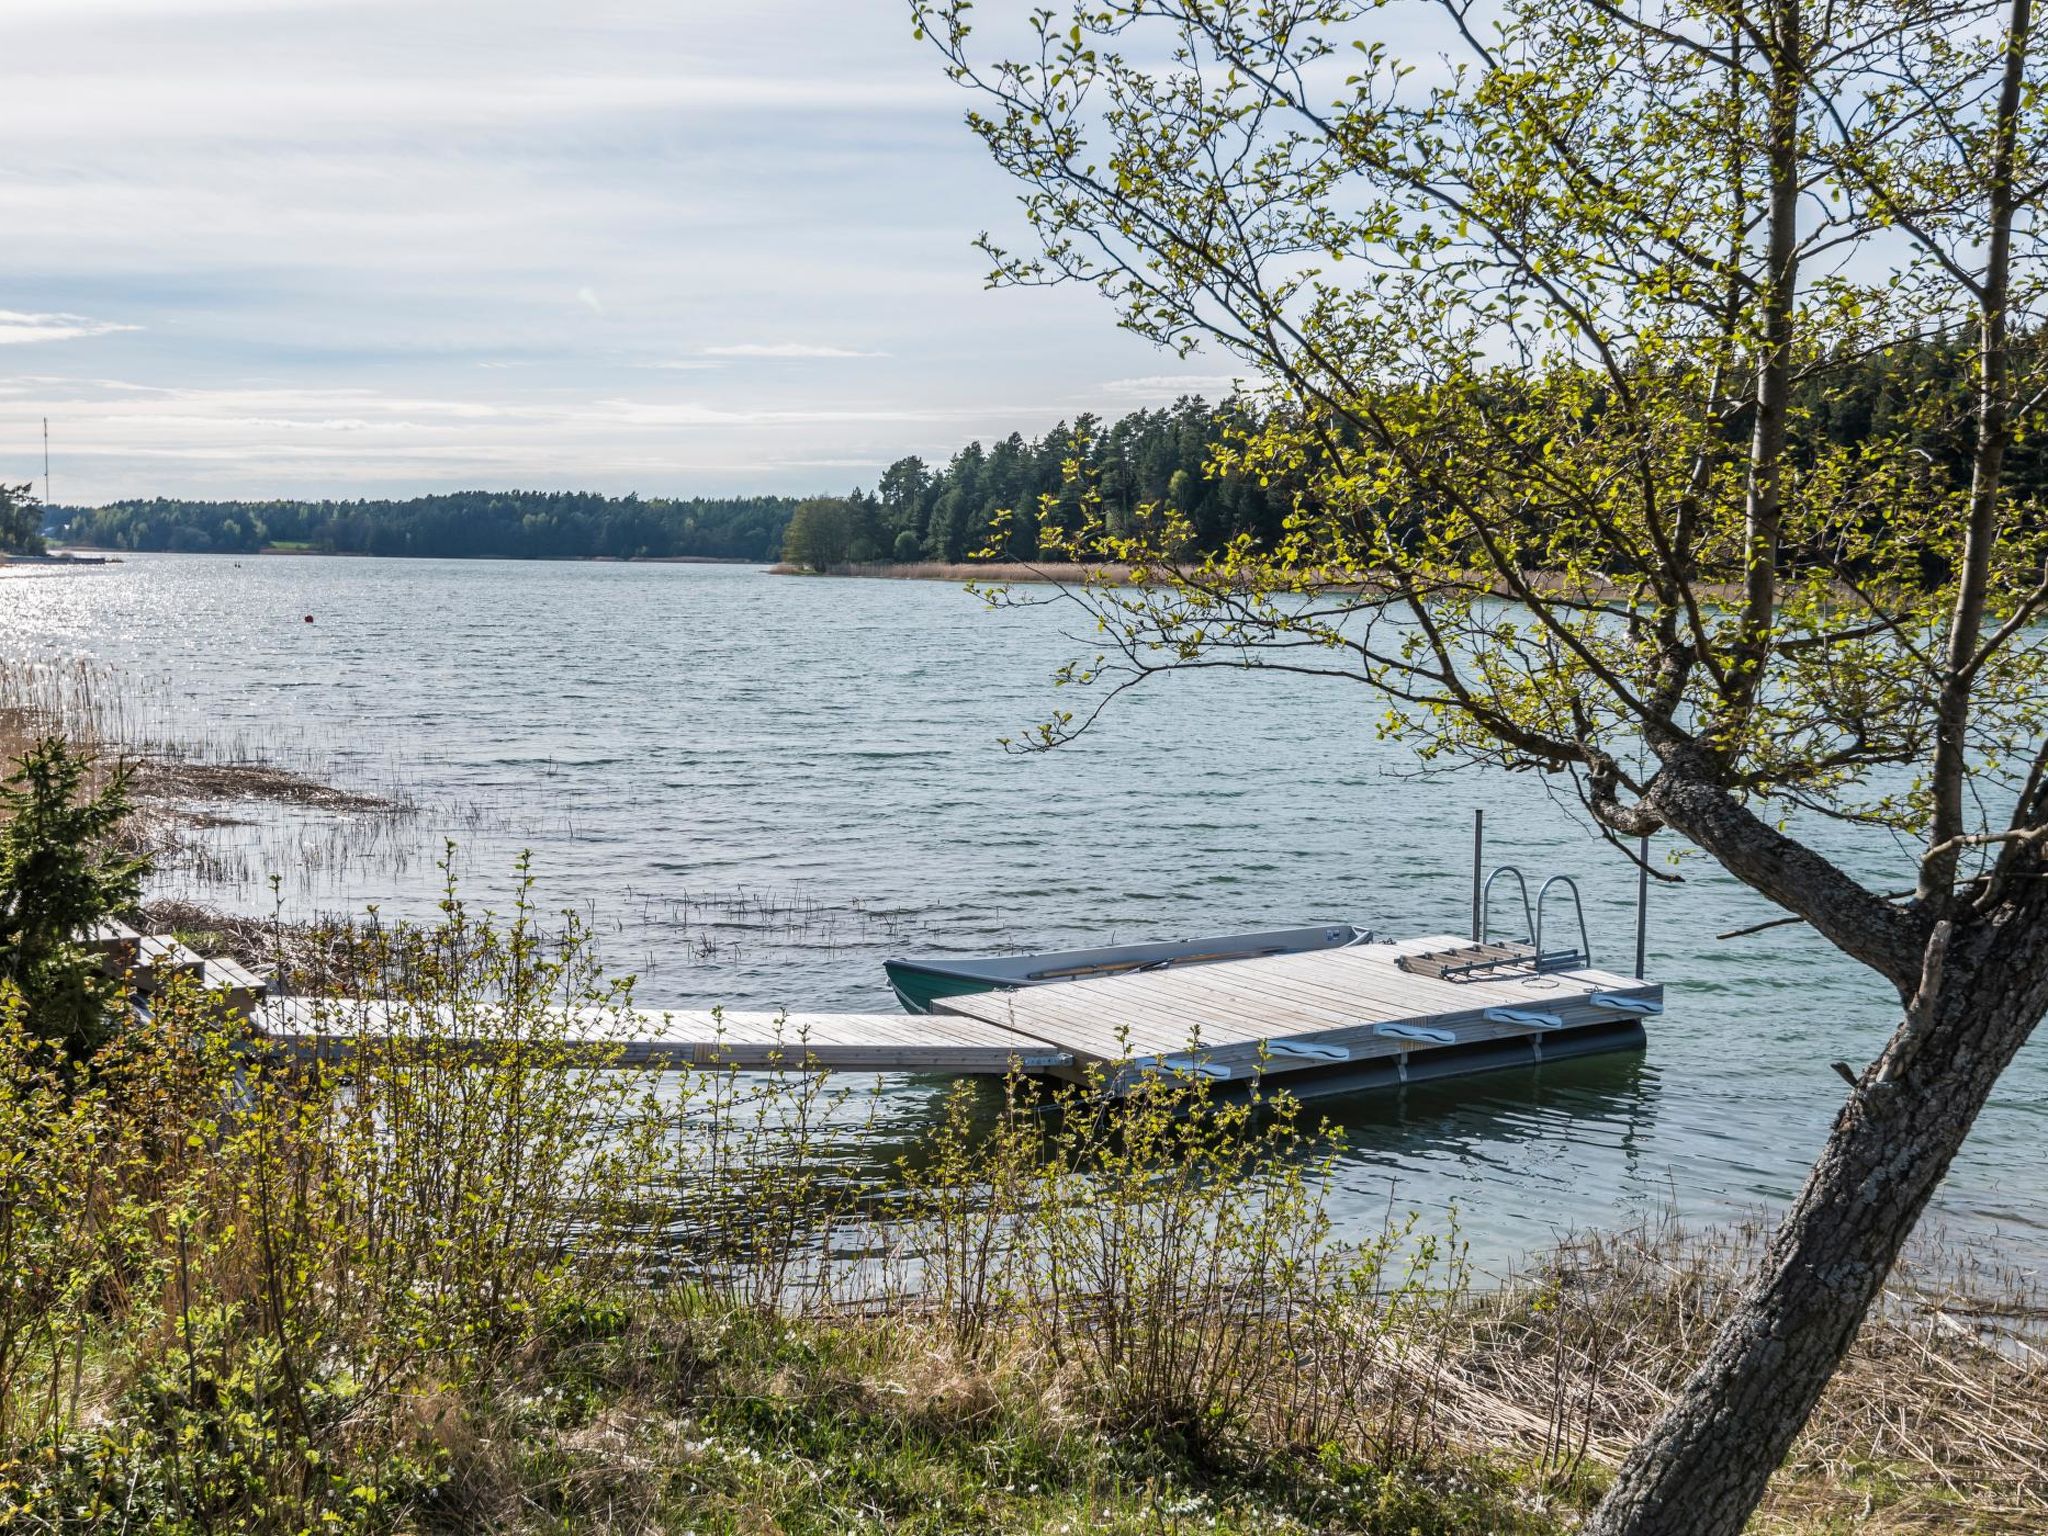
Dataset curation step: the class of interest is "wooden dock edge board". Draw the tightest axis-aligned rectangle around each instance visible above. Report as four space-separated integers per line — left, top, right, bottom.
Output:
936 981 1663 1081
253 1003 1075 1076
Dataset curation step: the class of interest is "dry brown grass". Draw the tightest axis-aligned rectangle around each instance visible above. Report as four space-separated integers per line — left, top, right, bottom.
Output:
125 754 398 812
768 559 1138 584
138 897 372 994
1421 1218 2048 1530
361 1214 2047 1536
0 655 412 902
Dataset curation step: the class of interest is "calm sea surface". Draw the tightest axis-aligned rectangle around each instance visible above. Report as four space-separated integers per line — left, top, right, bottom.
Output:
5 553 2043 1273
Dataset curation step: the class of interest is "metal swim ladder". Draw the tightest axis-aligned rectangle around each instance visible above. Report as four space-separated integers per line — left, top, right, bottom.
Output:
1532 874 1593 972
1466 811 1654 978
1478 866 1592 973
1479 865 1535 949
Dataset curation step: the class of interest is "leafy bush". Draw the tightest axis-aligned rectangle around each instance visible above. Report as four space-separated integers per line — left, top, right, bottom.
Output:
0 865 1487 1528
0 737 146 1058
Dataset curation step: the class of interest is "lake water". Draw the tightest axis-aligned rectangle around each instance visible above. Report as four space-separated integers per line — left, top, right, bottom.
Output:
5 553 2043 1274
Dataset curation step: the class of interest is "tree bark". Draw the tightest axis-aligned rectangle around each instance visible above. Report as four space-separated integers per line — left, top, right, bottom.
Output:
1645 762 1927 990
1581 911 2048 1536
1920 0 2032 903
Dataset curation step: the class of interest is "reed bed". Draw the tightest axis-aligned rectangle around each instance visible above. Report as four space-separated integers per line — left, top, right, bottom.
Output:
2 656 933 983
1436 1221 2048 1530
770 560 1134 584
0 655 472 917
602 883 940 964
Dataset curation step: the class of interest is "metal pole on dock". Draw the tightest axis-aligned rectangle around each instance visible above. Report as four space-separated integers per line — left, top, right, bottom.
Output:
1471 809 1485 941
1634 833 1650 979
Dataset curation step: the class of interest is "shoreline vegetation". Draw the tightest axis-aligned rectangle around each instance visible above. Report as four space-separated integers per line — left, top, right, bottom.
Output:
0 898 2041 1534
47 333 2043 576
0 663 2041 1532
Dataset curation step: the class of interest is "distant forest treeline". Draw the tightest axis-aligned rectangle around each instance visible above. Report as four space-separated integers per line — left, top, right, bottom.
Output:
47 490 800 562
45 334 2048 565
43 397 1279 564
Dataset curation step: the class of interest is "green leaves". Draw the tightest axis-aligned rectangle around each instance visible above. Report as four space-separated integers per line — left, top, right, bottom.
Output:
916 0 2048 863
0 738 147 1059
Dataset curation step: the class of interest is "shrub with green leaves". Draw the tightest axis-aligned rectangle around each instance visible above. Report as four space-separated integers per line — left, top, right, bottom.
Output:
0 737 146 1058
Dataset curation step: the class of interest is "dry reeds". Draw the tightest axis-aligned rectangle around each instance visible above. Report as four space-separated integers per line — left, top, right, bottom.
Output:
1417 1217 2048 1526
765 559 1753 603
0 654 426 915
768 560 1136 584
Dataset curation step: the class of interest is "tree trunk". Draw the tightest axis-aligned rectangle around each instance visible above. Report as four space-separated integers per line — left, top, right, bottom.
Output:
1582 916 2048 1536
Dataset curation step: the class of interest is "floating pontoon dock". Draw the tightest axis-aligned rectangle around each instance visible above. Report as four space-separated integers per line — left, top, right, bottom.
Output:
249 932 1660 1095
115 808 1666 1098
931 933 1659 1090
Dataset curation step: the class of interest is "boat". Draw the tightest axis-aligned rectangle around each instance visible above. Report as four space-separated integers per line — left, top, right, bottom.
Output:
883 923 1370 1014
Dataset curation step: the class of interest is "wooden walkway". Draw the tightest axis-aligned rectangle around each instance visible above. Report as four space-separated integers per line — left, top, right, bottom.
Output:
255 999 1074 1073
253 933 1660 1093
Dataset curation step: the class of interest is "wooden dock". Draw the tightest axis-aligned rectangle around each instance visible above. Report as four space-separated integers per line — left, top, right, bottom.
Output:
930 934 1657 1088
252 932 1660 1094
256 999 1076 1074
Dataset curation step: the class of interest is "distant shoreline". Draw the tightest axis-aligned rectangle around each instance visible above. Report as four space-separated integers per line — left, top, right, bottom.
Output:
250 548 760 564
33 548 1746 603
769 559 1749 603
1 549 117 568
42 545 763 566
768 560 1132 584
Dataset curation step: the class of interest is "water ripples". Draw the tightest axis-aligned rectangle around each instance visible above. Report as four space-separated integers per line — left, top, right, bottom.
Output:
2 554 2041 1276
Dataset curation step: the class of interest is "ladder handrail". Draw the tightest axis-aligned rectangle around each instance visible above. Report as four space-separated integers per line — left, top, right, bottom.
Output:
1479 865 1536 946
1534 874 1594 969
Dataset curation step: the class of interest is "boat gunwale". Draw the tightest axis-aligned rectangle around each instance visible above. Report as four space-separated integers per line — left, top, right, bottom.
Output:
884 923 1368 989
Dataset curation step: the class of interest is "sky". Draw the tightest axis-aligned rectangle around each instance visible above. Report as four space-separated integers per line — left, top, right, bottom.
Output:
0 0 1249 505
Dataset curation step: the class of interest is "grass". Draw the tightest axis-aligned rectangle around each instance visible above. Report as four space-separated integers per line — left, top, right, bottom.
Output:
2 965 2037 1536
387 1225 2043 1536
421 1304 1564 1536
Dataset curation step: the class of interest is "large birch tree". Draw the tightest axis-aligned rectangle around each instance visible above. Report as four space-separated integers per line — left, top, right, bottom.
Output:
912 1 2046 1531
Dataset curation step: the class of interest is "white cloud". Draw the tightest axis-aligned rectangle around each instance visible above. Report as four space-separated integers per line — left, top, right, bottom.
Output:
589 398 987 427
1096 373 1254 398
0 310 138 346
0 0 1237 500
699 343 887 359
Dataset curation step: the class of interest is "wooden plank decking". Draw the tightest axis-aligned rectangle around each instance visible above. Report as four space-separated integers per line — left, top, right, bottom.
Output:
255 999 1072 1073
251 933 1659 1093
933 934 1661 1083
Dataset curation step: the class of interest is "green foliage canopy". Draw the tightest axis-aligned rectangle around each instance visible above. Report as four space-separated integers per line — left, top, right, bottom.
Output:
780 496 858 569
0 483 46 556
919 0 2048 887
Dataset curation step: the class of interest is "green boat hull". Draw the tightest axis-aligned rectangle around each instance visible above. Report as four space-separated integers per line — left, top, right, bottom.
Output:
884 962 997 1015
